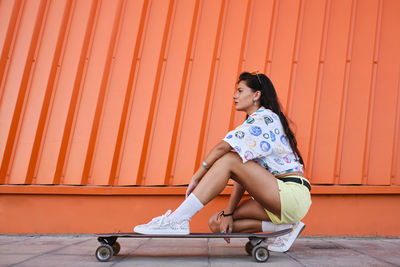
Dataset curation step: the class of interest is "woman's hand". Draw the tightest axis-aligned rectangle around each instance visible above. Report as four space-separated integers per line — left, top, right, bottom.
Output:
219 216 233 244
185 163 208 198
185 177 199 198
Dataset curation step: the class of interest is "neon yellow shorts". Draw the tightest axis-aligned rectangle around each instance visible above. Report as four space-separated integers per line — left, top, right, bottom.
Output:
265 176 312 225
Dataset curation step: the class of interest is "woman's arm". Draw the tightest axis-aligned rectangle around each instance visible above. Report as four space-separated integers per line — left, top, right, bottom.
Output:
224 181 245 214
220 181 245 240
185 140 232 198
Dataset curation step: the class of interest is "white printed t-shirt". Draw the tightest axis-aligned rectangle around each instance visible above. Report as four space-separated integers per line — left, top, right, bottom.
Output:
222 106 303 176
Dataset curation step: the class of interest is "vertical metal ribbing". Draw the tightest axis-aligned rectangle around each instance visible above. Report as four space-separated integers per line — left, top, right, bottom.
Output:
26 0 74 184
80 0 125 185
307 0 331 183
164 0 201 185
265 0 278 76
228 0 252 131
194 0 226 171
141 0 178 185
334 0 357 185
0 0 24 182
136 0 175 185
391 69 400 185
362 0 383 185
0 0 23 103
167 0 206 185
0 0 48 184
108 0 150 186
198 0 229 164
53 0 100 185
286 0 305 114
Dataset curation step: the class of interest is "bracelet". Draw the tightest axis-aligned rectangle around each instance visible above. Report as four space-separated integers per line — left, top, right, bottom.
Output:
202 161 211 169
218 210 234 219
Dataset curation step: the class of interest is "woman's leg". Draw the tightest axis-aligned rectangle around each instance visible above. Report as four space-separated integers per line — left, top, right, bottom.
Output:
209 198 271 233
134 152 281 235
193 152 281 216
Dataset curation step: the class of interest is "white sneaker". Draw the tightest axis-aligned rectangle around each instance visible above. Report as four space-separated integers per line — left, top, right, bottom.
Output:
133 210 190 235
268 221 305 252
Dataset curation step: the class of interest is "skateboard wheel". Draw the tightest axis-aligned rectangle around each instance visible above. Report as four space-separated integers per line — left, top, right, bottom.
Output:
112 242 121 255
252 246 270 262
245 241 253 256
96 244 113 262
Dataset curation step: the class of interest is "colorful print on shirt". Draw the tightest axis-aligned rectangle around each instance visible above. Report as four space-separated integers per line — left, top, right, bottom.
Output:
222 107 303 176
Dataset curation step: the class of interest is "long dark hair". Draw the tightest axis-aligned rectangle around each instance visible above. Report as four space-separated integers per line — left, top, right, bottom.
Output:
237 72 305 166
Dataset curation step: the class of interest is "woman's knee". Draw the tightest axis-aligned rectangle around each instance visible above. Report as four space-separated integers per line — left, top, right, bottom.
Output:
208 212 220 233
214 151 241 167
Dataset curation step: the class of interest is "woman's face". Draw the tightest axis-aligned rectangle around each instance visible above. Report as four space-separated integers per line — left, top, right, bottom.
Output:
233 81 260 114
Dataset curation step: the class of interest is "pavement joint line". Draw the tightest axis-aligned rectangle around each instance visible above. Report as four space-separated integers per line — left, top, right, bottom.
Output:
329 239 399 267
6 238 89 267
327 239 346 249
285 251 307 267
109 237 151 266
112 238 150 265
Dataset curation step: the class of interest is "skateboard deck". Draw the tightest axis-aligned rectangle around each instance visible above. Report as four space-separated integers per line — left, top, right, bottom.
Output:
95 228 292 263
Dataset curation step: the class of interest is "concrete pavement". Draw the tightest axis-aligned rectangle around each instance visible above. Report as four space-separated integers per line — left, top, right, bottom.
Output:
0 235 399 266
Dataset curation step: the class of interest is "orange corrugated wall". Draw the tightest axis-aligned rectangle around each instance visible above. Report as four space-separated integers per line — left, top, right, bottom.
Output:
1 0 400 188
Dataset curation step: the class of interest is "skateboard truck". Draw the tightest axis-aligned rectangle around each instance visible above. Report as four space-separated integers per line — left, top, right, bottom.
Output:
96 236 121 262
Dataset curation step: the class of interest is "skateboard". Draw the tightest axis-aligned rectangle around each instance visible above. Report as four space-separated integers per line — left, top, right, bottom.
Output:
95 228 292 263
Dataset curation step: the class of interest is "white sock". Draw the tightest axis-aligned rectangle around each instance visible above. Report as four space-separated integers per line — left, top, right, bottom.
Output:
262 221 293 232
168 193 204 221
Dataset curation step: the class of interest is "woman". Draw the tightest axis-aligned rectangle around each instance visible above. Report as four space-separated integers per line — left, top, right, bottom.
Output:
134 71 312 252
